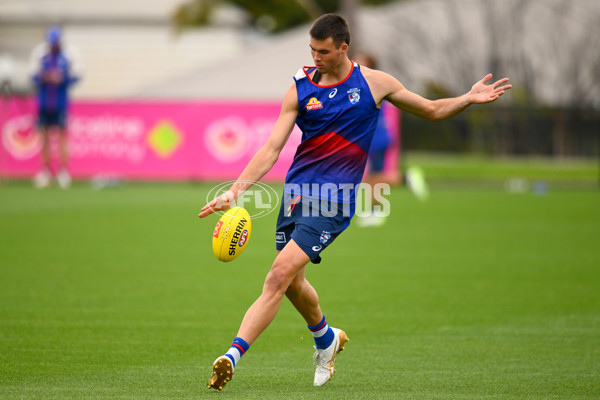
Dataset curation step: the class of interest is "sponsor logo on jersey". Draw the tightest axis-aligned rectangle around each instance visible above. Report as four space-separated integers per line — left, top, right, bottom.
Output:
320 231 331 244
306 97 323 110
312 245 323 252
348 88 361 104
329 88 338 98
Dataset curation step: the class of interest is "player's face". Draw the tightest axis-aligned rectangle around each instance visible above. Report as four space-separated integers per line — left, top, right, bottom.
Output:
309 37 347 74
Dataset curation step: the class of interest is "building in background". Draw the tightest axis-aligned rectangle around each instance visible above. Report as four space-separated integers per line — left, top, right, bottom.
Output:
0 0 258 98
1 0 598 171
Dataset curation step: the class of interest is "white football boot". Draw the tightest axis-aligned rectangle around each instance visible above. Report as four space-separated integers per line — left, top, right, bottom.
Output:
57 169 71 189
207 356 234 392
313 327 349 386
33 169 51 189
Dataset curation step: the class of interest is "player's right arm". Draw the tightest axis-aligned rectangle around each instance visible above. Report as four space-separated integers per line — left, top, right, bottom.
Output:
199 84 299 218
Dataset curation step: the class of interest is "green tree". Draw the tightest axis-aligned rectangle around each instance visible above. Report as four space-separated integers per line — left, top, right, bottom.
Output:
173 0 395 32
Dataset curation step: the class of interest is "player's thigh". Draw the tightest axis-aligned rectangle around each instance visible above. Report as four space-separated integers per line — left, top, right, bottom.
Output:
274 249 307 284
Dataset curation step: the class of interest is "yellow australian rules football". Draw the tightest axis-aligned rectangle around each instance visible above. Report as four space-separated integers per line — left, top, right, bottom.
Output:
212 207 252 262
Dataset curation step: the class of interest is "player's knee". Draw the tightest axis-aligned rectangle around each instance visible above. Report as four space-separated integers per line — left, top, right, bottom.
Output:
263 272 287 298
264 260 294 296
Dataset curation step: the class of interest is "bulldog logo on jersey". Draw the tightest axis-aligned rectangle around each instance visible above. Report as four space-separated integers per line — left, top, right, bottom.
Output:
306 97 323 111
348 88 361 104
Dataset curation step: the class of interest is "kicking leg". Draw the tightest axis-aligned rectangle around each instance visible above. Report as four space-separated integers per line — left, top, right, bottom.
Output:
208 239 310 391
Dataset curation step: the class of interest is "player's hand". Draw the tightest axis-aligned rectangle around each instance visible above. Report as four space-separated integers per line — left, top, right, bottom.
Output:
198 190 236 218
43 70 64 84
469 74 512 104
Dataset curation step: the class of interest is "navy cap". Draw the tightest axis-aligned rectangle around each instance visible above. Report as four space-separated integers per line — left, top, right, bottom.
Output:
46 26 61 44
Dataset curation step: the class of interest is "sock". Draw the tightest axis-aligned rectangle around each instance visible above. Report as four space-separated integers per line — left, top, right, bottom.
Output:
308 315 334 350
224 337 249 368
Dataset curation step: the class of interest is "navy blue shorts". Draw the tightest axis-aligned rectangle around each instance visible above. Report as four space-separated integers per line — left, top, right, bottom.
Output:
37 110 66 129
275 195 351 264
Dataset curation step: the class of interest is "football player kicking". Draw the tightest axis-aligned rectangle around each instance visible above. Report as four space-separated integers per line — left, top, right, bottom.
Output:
199 13 511 391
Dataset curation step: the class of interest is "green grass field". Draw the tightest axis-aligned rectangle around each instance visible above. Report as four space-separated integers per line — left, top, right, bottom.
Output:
1 175 599 398
404 153 599 190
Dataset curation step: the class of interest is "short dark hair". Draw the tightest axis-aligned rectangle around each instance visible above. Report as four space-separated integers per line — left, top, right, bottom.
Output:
309 14 350 47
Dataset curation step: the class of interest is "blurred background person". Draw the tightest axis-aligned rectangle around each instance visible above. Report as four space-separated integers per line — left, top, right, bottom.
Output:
29 26 82 189
354 52 393 227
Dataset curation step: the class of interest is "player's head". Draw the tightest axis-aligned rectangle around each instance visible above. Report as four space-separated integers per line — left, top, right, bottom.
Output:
309 14 351 73
310 14 350 48
46 26 61 52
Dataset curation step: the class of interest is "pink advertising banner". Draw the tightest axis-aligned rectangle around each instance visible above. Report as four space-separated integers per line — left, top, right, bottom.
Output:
0 98 399 181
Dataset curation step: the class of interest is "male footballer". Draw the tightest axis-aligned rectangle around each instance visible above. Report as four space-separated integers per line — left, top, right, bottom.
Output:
199 13 511 391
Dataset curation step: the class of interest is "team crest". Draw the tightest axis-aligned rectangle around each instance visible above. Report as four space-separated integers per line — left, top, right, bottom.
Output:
320 231 331 244
347 88 361 104
306 97 323 111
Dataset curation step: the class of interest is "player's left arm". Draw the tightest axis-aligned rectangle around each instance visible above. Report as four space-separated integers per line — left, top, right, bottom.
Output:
372 71 511 121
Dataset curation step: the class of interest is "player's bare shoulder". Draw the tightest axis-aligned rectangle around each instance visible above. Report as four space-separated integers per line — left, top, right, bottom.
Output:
282 82 300 113
359 65 400 107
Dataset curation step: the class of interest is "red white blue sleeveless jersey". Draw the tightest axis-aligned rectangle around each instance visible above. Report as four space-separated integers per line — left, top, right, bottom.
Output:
284 62 380 205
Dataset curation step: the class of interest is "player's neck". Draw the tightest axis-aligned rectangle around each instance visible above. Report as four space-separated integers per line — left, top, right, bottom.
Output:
320 58 353 85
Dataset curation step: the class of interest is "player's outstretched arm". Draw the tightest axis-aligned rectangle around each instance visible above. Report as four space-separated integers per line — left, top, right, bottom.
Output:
199 85 299 218
381 72 511 122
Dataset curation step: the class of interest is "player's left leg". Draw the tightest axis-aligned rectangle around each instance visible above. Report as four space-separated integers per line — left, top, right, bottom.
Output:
285 266 323 326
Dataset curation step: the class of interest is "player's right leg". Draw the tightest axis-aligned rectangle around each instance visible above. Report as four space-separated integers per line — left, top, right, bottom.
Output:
33 126 51 189
207 240 310 392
